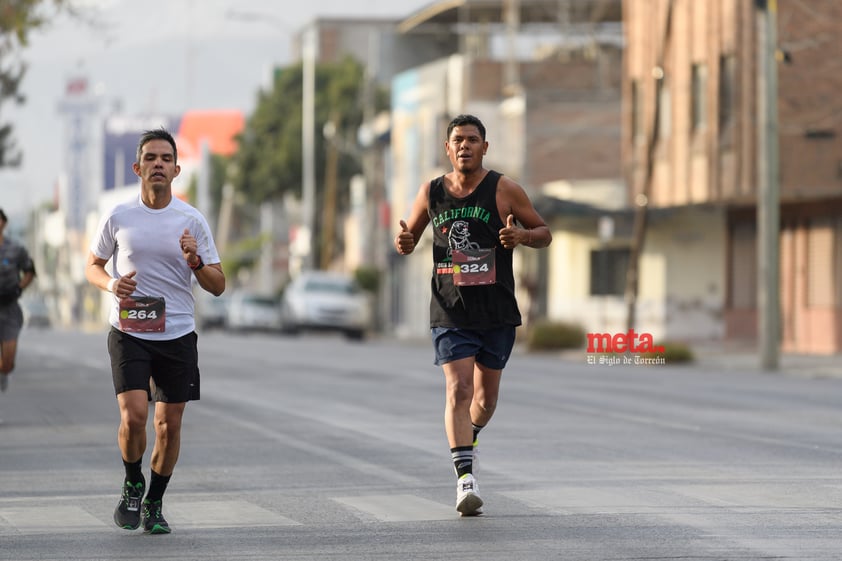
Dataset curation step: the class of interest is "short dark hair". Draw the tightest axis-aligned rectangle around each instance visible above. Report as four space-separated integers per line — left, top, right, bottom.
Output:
446 114 486 141
0 208 6 223
136 128 178 164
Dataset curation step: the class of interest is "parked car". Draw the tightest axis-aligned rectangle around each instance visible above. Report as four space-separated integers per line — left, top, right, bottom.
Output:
280 271 372 340
196 292 229 330
21 295 51 329
226 290 282 332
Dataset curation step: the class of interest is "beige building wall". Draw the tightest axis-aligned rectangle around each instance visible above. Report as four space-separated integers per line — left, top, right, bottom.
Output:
547 229 631 337
546 206 725 342
649 207 726 340
623 0 758 207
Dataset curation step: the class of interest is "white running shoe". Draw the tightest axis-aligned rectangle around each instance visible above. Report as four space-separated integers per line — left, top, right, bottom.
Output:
456 473 483 516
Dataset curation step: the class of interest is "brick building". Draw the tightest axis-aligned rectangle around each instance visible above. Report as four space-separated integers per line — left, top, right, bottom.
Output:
624 0 842 353
389 0 625 338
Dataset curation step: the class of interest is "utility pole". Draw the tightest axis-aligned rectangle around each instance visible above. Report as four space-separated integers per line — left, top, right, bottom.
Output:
625 0 673 332
757 0 780 370
320 117 340 270
301 25 317 271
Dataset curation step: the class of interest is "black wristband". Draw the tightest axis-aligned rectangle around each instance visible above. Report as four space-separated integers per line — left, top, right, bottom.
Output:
190 255 205 271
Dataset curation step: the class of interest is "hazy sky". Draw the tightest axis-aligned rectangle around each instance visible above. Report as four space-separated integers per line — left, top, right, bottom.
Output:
1 0 430 218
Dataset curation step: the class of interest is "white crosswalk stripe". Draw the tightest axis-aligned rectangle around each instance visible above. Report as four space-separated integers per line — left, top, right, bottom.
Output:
0 493 463 535
0 505 106 534
166 500 300 529
333 494 454 522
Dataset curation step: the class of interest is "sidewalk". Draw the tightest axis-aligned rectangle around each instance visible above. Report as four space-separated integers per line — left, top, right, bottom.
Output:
689 341 842 379
548 341 842 379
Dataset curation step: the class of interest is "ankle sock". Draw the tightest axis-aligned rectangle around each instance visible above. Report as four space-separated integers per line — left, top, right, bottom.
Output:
123 458 143 484
451 446 474 478
144 470 171 503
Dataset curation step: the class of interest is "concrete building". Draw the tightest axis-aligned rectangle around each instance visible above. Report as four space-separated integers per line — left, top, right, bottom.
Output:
388 0 627 338
624 0 842 353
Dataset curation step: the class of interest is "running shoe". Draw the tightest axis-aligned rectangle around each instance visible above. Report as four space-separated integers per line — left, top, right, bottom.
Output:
455 473 483 516
141 500 171 534
472 439 482 514
114 476 146 530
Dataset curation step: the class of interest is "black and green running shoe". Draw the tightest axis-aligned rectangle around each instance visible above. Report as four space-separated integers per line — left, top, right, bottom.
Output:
141 500 171 534
113 477 146 530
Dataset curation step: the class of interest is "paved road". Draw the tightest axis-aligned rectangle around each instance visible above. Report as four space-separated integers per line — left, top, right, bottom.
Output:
1 327 841 560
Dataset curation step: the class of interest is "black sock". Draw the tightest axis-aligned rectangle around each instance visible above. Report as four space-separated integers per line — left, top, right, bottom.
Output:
451 446 474 478
123 458 143 484
144 470 171 503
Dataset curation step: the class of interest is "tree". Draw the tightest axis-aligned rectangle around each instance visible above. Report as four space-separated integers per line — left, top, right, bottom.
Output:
232 55 388 267
0 0 73 167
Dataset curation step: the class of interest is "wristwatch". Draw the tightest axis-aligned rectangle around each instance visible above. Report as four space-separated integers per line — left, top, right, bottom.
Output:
190 255 205 272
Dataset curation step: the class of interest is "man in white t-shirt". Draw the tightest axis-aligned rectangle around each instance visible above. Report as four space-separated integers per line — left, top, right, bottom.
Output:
86 128 226 534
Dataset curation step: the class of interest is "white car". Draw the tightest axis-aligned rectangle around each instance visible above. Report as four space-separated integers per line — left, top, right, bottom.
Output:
280 271 372 340
21 295 51 329
226 290 282 332
195 292 229 330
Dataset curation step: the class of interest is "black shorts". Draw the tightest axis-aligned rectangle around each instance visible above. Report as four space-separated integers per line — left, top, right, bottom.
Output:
107 327 200 403
0 302 23 341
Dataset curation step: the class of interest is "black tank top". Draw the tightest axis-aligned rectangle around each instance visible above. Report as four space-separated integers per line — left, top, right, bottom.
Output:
427 170 522 328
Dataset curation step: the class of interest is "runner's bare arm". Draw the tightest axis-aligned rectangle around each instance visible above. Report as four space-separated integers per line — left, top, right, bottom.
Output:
395 181 432 255
85 252 137 296
497 177 552 249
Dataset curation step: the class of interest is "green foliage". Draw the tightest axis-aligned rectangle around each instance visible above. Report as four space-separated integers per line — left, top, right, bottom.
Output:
231 56 388 266
219 233 268 282
526 320 586 351
353 266 380 294
232 56 373 204
641 341 695 363
230 63 306 204
0 0 74 167
186 153 229 221
0 0 72 44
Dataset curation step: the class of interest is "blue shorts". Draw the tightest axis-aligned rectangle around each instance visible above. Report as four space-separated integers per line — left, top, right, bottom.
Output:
431 326 517 369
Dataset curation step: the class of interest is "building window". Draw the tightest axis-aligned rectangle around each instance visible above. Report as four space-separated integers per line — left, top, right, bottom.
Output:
835 218 842 307
691 63 707 133
729 221 756 308
718 54 736 133
808 218 833 308
590 247 631 296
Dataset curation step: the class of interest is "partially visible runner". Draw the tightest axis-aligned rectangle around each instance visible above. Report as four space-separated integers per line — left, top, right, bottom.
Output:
0 208 37 393
394 114 552 516
85 128 226 534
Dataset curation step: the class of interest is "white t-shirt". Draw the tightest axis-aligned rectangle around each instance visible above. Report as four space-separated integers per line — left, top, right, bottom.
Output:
90 194 221 341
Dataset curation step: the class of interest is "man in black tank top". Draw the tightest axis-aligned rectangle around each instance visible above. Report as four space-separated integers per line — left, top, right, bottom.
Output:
395 114 552 516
